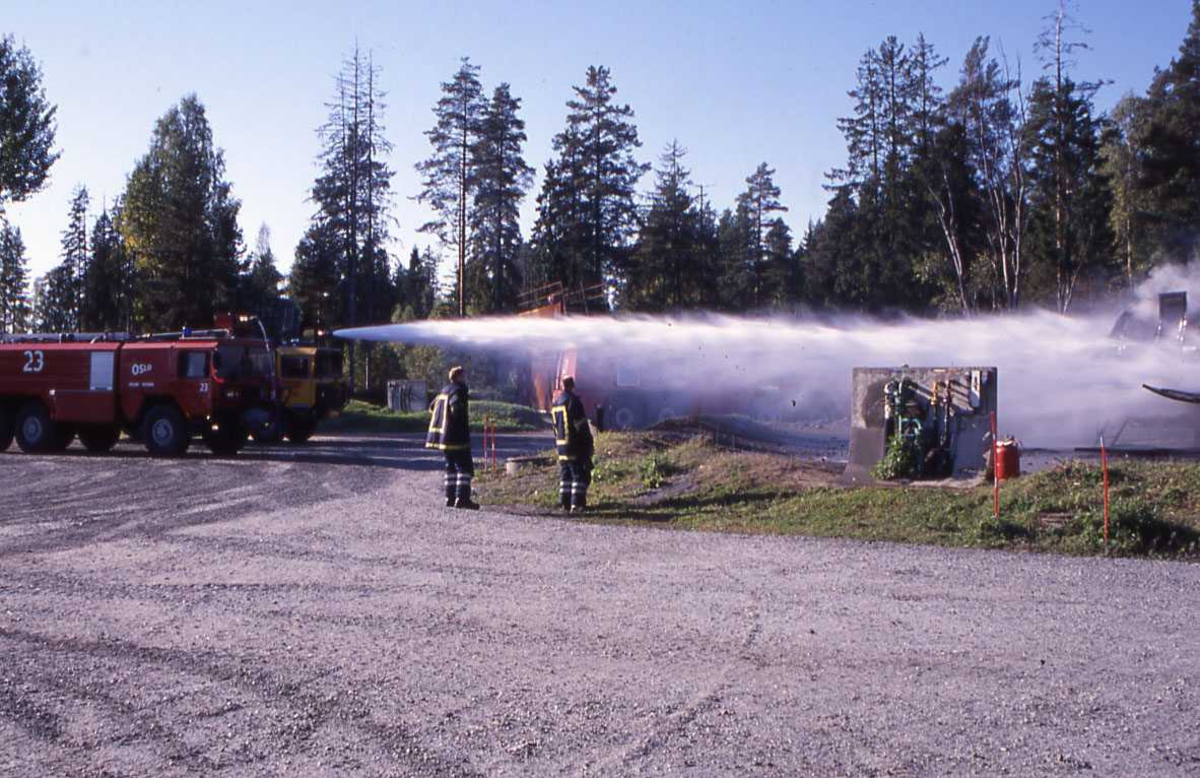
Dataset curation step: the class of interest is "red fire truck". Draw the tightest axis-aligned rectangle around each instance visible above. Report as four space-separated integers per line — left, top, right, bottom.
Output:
0 316 277 456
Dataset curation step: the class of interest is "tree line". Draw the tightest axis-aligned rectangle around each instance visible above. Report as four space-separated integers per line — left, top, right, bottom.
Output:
2 1 1199 377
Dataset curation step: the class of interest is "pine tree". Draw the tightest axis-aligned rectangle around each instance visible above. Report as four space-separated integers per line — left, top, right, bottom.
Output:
0 219 32 332
1025 0 1110 311
468 83 533 313
534 66 648 301
307 47 396 387
416 58 484 317
1025 77 1110 311
0 35 59 211
120 94 242 330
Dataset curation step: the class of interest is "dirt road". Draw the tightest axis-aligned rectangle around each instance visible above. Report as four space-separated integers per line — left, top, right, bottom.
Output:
2 433 1198 776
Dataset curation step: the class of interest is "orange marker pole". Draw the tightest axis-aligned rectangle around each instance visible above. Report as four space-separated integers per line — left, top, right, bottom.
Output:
482 416 490 470
490 422 498 471
990 412 1000 521
1101 436 1110 549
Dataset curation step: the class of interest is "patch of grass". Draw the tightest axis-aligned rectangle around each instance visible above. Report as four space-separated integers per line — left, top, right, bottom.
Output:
476 432 1200 560
325 399 545 434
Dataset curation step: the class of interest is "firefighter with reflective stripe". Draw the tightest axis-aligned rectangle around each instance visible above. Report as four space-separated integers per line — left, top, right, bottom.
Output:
426 366 479 510
552 376 594 513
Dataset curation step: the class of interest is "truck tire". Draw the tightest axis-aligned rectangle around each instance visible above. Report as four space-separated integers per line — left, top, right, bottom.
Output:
79 425 120 453
284 418 315 444
250 409 284 444
654 407 681 426
608 396 644 431
142 404 190 457
15 402 57 453
0 407 13 452
205 421 248 456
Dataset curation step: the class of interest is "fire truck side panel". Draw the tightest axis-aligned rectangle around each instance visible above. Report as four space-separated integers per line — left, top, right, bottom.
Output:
0 343 122 423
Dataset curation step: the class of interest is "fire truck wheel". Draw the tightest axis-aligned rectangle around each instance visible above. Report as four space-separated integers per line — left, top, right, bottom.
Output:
142 405 190 457
0 408 13 452
251 412 284 444
14 402 56 453
79 425 120 453
284 419 315 444
608 397 644 431
655 407 681 425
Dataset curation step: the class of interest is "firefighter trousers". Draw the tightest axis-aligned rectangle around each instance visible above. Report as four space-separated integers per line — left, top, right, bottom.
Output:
559 459 592 510
443 450 475 504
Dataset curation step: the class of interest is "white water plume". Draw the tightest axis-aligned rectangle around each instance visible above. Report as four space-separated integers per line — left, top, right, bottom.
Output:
338 273 1200 448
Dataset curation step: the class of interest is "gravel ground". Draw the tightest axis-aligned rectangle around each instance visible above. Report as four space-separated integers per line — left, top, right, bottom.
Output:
2 432 1199 777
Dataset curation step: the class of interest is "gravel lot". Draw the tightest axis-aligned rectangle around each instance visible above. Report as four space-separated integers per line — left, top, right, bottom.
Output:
2 432 1199 777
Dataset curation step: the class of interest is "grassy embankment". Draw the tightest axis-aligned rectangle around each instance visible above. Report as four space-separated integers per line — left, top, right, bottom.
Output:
325 399 545 434
479 431 1200 559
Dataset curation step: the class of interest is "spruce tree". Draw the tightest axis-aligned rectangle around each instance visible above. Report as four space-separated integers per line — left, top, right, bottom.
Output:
240 224 284 318
81 203 131 331
60 185 89 328
0 219 31 332
628 140 702 310
735 163 788 307
289 221 341 332
1023 0 1111 311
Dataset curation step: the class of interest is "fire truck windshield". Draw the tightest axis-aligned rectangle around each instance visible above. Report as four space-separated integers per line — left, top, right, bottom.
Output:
215 345 272 379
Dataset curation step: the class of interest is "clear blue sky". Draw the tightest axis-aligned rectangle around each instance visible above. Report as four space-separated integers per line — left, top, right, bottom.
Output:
4 0 1193 283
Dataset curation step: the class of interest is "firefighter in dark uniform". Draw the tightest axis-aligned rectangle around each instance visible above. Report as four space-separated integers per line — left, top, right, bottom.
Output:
552 376 594 513
426 366 479 510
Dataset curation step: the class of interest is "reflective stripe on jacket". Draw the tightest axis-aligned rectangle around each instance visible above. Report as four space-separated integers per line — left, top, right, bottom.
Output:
426 382 471 451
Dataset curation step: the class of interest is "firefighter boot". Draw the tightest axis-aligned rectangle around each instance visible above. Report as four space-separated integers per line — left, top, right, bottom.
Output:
455 475 480 510
444 470 456 507
560 479 572 511
570 484 588 514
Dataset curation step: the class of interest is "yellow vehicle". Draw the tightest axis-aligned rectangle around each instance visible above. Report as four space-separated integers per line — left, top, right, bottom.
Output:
257 344 347 443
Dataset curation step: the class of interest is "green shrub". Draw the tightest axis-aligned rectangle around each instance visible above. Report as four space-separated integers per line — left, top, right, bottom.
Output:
873 435 917 480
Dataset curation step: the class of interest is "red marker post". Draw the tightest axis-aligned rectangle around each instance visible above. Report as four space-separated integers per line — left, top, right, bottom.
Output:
482 416 491 471
1101 436 1110 549
490 422 498 471
991 411 1000 521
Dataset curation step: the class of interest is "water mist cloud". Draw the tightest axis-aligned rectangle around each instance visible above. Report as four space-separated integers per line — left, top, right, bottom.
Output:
338 273 1200 447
